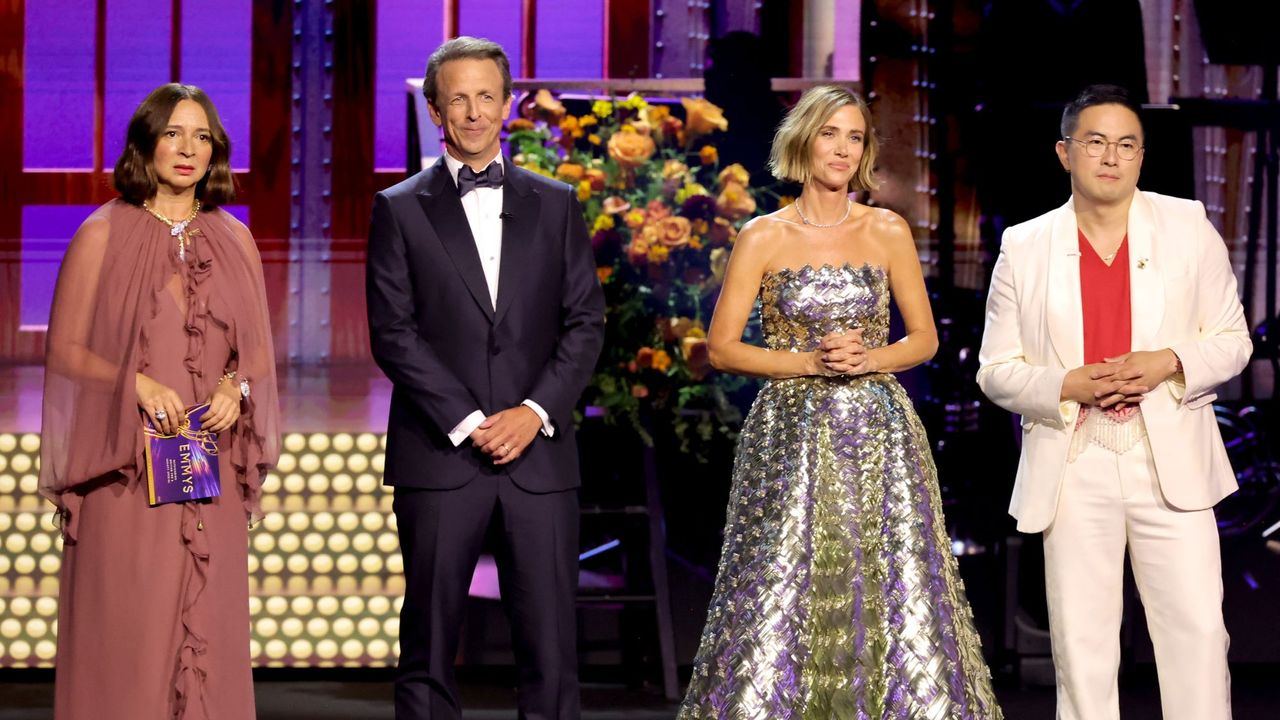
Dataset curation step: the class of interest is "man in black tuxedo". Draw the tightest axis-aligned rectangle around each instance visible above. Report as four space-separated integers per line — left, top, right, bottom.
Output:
366 36 605 720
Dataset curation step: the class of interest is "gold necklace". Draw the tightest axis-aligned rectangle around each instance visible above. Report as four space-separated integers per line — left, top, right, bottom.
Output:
142 199 201 261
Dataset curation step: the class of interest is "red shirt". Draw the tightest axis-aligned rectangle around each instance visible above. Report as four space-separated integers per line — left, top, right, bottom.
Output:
1079 230 1131 364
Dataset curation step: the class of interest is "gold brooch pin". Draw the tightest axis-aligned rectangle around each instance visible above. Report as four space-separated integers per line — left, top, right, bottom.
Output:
1137 258 1148 269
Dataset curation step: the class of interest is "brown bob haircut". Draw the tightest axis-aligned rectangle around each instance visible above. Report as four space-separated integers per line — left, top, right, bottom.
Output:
113 83 236 208
422 36 513 107
768 85 880 192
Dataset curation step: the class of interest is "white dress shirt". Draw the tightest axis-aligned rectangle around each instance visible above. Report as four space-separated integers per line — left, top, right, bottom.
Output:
441 152 554 446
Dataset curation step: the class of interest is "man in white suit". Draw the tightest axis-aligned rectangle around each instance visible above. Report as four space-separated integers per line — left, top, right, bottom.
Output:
977 85 1251 720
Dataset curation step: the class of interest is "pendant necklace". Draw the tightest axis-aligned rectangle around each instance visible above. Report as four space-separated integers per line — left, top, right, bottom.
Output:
143 199 201 261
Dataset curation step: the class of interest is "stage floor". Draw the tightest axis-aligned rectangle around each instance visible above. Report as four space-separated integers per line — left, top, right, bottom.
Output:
1 666 1278 718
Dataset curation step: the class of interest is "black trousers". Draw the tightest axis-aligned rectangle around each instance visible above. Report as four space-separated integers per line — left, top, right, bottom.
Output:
392 475 580 720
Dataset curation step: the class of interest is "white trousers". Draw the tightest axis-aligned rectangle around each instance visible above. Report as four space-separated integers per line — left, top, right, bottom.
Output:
1043 439 1232 720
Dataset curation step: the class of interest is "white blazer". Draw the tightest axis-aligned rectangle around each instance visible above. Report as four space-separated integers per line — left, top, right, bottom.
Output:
977 191 1252 533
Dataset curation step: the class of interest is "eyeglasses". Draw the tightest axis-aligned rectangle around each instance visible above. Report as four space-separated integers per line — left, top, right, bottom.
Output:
1063 136 1144 161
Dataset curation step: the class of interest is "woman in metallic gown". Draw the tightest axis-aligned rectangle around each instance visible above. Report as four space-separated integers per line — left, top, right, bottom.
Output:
678 85 1002 719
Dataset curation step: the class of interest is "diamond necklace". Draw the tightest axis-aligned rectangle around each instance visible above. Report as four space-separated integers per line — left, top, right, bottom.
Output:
794 198 852 228
142 199 201 261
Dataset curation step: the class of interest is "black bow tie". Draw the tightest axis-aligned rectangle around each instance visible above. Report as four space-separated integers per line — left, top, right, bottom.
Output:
457 162 504 196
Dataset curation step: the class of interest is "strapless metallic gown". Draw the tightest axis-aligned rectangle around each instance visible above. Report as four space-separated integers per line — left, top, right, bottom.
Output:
679 263 1002 719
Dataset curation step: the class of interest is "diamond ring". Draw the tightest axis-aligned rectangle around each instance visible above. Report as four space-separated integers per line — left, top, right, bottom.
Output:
155 410 168 421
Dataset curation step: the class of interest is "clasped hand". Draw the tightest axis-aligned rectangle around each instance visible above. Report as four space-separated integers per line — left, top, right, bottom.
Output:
470 405 543 465
812 329 878 376
136 373 241 435
1062 349 1179 409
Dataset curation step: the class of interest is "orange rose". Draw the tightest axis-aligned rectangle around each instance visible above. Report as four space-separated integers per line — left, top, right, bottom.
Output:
651 349 673 372
655 216 692 248
531 89 566 123
602 196 631 215
699 145 718 165
507 118 535 132
708 217 737 246
644 199 672 223
585 168 607 191
627 237 651 265
636 347 655 368
661 159 690 183
556 162 585 183
681 336 712 379
715 181 757 221
607 128 656 168
718 163 750 188
681 97 728 141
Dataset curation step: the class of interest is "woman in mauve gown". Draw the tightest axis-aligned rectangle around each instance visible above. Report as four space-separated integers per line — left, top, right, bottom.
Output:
40 83 280 719
678 85 1002 719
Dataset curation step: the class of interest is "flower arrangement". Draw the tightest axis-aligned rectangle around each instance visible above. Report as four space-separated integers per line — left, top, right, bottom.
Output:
507 91 773 454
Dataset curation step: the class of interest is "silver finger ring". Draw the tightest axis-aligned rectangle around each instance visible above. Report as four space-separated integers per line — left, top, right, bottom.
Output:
154 410 168 421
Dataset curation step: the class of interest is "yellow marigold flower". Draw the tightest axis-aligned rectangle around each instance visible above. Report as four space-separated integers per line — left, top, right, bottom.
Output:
596 266 614 283
647 244 670 263
620 123 635 133
692 219 709 235
686 326 707 339
620 93 648 110
624 209 646 229
699 145 719 165
588 133 602 145
592 214 616 233
579 114 598 128
592 100 614 118
689 236 704 250
577 180 592 202
674 182 710 206
651 349 673 372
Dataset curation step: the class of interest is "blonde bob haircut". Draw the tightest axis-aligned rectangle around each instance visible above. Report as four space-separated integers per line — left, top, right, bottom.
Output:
768 85 880 192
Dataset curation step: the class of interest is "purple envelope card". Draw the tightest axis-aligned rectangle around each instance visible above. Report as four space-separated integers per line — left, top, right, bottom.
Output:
144 403 221 506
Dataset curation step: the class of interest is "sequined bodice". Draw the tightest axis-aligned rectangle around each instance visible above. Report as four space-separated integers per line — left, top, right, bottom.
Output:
760 262 890 352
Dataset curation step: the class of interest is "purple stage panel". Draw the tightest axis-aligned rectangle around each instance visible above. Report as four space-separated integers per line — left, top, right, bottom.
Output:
103 0 172 166
23 1 97 170
182 0 253 171
535 0 603 78
458 0 522 87
375 0 445 171
19 205 248 330
19 206 99 329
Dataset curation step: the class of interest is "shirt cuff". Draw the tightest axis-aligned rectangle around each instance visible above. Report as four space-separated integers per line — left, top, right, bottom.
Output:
448 410 486 447
522 399 555 437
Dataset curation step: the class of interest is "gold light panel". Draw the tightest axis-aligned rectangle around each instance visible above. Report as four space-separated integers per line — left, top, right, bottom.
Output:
0 432 404 668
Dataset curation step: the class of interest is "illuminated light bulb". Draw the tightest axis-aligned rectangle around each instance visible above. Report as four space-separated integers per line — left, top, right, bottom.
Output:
323 454 344 474
386 576 406 595
287 512 310 533
352 533 374 554
278 532 301 553
361 513 384 532
316 596 340 616
333 618 355 638
19 434 40 453
0 514 10 532
371 454 385 473
312 577 334 593
311 554 334 574
14 555 36 574
11 455 32 473
368 596 391 616
309 472 332 493
0 434 15 452
286 554 309 574
360 576 383 594
263 512 286 532
30 533 52 553
346 454 369 473
16 513 36 532
332 433 354 453
316 639 339 659
336 554 358 574
4 534 26 554
20 474 38 494
0 474 14 493
336 577 358 594
356 434 378 453
276 454 297 474
284 433 306 453
368 639 391 659
377 533 398 554
281 618 304 638
383 617 400 637
257 618 279 637
357 617 380 637
306 617 329 637
262 554 285 574
38 554 60 575
249 597 263 615
253 533 276 553
265 596 289 616
262 472 282 493
250 639 263 657
331 474 354 494
35 597 56 617
337 512 359 532
283 473 306 494
35 640 57 661
290 639 314 659
299 454 320 473
393 596 404 613
308 434 330 453
286 577 308 594
9 640 32 660
247 555 260 573
25 619 48 638
10 598 31 616
360 555 384 574
380 435 386 449
313 512 335 532
386 513 397 532
0 556 9 573
341 596 365 616
341 639 364 659
303 532 325 553
265 639 288 660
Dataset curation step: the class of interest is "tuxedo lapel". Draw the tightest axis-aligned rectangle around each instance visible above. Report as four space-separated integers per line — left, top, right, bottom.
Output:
494 163 542 327
1126 191 1164 351
1045 199 1084 369
415 158 494 321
